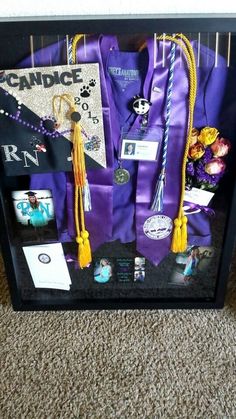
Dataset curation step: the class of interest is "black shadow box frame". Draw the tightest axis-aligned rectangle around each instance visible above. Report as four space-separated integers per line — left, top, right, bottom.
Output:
0 14 236 310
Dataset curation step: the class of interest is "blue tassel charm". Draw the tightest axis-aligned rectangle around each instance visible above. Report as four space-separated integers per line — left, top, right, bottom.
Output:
151 170 166 212
83 179 92 212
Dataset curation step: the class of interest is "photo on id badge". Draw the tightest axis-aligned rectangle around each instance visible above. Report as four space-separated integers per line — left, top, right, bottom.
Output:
121 138 158 161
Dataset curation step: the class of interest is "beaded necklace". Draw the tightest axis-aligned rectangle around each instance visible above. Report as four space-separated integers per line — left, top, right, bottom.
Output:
0 88 71 138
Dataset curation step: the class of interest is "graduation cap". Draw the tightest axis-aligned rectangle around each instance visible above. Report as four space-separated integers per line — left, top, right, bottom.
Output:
24 191 37 197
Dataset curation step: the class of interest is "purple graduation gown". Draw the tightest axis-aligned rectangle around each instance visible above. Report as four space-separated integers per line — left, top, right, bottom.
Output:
19 35 228 265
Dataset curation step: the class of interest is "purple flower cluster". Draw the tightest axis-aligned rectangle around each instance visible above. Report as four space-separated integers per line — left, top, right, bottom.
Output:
200 147 213 163
186 161 195 176
195 159 224 189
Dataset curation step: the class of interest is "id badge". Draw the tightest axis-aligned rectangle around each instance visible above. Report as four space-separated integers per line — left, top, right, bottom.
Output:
119 126 163 162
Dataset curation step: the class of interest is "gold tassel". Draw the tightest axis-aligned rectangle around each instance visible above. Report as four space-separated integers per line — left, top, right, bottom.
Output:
180 215 188 252
80 230 92 268
71 107 91 268
52 94 92 269
76 235 85 267
73 122 86 187
171 218 182 253
75 174 91 269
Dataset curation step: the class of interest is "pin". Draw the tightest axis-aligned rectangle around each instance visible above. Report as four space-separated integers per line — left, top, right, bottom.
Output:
29 137 47 153
153 86 162 93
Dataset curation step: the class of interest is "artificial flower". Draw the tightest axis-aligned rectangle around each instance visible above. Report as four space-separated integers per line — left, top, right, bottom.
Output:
195 159 223 189
211 137 231 157
205 158 226 175
198 127 219 146
186 161 195 176
188 142 205 160
189 128 199 147
201 147 213 163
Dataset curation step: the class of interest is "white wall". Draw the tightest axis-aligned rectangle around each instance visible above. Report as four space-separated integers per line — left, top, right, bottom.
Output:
0 0 236 17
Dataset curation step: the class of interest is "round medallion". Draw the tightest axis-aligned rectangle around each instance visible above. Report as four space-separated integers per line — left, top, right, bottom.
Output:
114 168 130 185
38 253 51 264
143 215 173 240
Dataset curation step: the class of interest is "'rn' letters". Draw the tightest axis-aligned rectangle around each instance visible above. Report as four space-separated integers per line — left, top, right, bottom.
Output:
1 145 39 167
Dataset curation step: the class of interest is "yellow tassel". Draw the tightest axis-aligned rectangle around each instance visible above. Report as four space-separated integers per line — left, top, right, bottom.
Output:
76 236 85 269
80 230 92 267
180 215 188 252
52 94 92 269
73 119 91 267
171 218 182 253
73 122 86 187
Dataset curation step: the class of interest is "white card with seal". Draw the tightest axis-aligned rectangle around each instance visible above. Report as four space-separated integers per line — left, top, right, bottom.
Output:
184 187 214 207
23 243 71 290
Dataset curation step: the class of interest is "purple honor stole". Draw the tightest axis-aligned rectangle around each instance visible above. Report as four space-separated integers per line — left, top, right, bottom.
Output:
135 39 190 265
105 38 227 264
105 39 189 265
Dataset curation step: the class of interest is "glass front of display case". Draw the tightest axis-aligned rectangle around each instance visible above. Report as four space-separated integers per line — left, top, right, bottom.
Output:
0 22 235 309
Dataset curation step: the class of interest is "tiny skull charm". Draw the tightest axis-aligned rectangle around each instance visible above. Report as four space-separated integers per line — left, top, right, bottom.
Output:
132 96 151 116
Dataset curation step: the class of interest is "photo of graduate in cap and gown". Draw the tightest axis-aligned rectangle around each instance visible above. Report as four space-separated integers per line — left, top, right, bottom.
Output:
11 190 57 243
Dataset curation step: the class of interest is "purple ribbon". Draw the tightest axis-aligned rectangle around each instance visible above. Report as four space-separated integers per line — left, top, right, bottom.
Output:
65 253 79 269
184 201 215 217
136 39 189 265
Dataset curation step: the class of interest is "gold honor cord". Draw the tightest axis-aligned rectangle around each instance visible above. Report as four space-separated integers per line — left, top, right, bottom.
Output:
160 34 197 253
72 34 86 64
53 94 92 268
141 34 197 252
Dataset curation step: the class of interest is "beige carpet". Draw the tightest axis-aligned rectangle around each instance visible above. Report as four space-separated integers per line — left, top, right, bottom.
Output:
0 254 236 419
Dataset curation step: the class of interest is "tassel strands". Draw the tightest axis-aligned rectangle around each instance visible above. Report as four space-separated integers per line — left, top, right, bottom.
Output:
151 169 166 212
83 178 92 212
53 94 92 268
70 33 92 212
71 100 92 267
